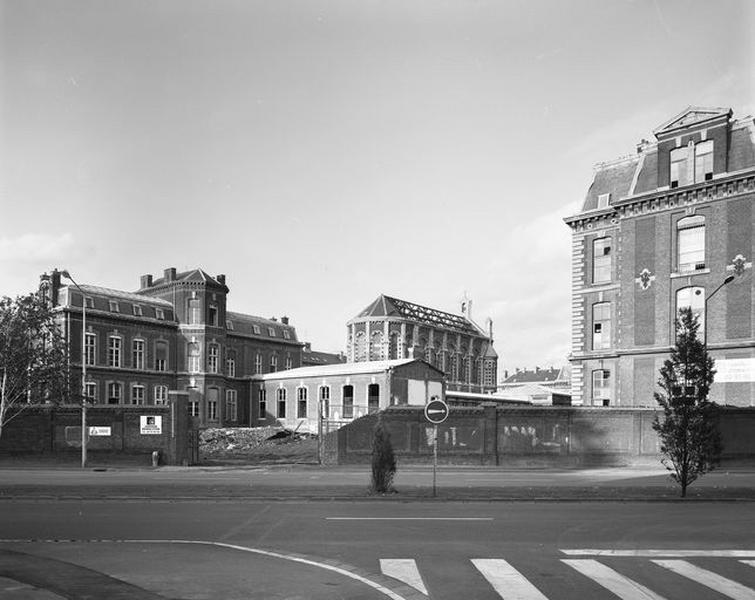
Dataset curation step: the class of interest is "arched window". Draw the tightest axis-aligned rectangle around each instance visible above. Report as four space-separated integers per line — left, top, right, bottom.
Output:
297 387 308 418
677 215 705 273
354 332 366 361
370 331 384 361
276 388 287 418
368 384 380 414
342 385 354 418
188 342 200 373
388 332 399 359
435 348 444 372
320 386 331 419
676 286 705 335
187 297 201 325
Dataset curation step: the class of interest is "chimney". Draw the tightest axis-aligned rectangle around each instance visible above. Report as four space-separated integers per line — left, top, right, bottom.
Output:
216 274 226 286
164 267 177 282
486 317 493 340
270 317 277 322
461 292 472 319
281 316 289 325
140 274 153 289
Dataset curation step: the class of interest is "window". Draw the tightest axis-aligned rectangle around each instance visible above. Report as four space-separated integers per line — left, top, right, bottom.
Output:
320 386 331 418
283 330 291 340
388 333 399 360
208 344 219 373
189 399 199 417
188 342 200 373
132 339 145 370
297 387 308 418
270 354 278 373
208 305 218 326
342 385 354 418
592 237 612 284
107 382 121 405
84 296 94 309
436 350 444 372
483 360 496 387
258 389 267 419
85 382 97 403
108 336 122 367
155 308 165 320
131 384 145 405
694 140 714 183
188 297 201 324
226 354 236 377
676 286 705 337
254 353 263 375
354 332 366 361
226 390 238 421
207 388 219 421
133 304 143 316
670 146 689 188
463 357 471 383
285 354 292 370
268 327 276 337
592 302 611 350
108 300 120 313
592 370 611 406
277 388 287 418
370 331 384 361
677 215 705 273
252 324 261 335
597 193 611 208
226 320 234 330
368 384 380 414
155 341 168 371
154 385 168 405
84 333 96 366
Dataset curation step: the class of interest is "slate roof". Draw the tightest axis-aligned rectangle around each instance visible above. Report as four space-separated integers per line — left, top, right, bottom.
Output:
74 284 173 306
226 311 298 342
254 358 442 381
149 269 226 288
354 294 484 336
302 348 346 366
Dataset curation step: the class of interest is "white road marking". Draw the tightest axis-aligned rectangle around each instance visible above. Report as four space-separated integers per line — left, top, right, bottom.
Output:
741 560 755 567
562 559 668 600
652 559 755 600
326 517 493 521
380 559 428 595
471 558 549 600
562 549 755 557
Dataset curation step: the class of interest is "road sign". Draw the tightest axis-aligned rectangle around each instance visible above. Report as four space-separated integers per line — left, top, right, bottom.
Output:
424 398 449 424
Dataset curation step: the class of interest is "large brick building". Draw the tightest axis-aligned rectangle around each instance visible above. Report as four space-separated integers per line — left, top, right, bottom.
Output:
346 294 498 393
564 107 755 407
41 267 304 426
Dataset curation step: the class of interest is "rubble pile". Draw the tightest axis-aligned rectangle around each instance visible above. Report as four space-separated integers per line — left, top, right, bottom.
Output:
199 427 318 463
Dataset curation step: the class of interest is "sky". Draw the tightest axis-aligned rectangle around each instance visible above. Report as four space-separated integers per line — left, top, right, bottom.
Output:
1 0 753 376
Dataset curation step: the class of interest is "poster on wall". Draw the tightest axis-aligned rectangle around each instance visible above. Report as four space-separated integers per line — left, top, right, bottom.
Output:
714 358 755 383
140 415 163 435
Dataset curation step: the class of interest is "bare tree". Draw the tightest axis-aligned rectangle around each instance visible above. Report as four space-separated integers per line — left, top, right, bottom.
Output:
0 293 69 441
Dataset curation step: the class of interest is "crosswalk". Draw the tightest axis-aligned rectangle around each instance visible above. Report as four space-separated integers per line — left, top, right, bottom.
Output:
379 551 755 599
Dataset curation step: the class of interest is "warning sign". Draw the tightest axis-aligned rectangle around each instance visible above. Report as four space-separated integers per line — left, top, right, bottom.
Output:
88 426 111 436
140 415 163 435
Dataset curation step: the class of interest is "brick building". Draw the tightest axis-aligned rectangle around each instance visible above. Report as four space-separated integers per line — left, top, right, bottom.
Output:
564 107 755 407
41 267 304 426
346 294 498 393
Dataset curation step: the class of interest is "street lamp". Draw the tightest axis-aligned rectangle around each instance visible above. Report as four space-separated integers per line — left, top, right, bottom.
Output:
703 274 735 347
61 270 87 469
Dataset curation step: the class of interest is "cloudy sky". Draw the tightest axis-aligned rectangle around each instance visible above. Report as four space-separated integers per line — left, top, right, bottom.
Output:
1 0 753 374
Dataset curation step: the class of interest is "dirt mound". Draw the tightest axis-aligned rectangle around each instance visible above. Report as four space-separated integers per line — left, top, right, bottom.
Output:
199 427 318 464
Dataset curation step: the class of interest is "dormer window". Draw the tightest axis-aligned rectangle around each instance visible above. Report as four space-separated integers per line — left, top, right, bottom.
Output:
133 305 143 316
597 193 610 209
670 140 713 188
670 146 689 188
283 330 291 340
108 300 120 313
155 308 165 320
252 324 261 335
694 140 713 183
226 320 233 330
84 296 94 309
268 327 276 337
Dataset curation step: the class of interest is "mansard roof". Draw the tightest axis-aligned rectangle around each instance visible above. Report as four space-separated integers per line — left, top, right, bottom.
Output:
355 294 485 336
226 311 299 342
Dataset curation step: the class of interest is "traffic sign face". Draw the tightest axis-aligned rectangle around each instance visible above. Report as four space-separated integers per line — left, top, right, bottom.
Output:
424 398 449 424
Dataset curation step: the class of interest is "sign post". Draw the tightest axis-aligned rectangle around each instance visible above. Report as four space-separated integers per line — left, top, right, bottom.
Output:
424 397 449 498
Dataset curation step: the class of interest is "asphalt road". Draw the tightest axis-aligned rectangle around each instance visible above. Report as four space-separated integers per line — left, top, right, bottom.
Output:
2 500 754 599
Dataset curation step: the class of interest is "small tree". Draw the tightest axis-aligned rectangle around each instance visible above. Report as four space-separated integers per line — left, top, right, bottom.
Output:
653 307 722 497
370 413 397 494
0 293 69 441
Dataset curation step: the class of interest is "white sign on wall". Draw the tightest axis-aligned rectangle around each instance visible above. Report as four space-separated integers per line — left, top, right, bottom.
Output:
714 358 755 383
140 415 163 435
88 426 111 436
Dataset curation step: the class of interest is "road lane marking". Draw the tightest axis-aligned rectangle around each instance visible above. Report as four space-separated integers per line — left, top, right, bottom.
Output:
471 558 549 600
562 559 667 600
380 559 428 595
741 560 755 567
325 517 493 521
561 549 755 557
652 559 755 600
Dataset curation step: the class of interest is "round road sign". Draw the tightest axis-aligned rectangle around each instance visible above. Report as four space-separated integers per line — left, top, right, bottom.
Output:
424 398 449 424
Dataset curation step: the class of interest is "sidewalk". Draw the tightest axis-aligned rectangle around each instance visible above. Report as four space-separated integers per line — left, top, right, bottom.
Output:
2 459 755 501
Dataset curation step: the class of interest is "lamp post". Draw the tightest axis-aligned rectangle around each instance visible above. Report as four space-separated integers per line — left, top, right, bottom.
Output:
61 270 87 469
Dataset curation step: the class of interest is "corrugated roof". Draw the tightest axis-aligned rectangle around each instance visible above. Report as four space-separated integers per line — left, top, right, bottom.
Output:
255 358 431 380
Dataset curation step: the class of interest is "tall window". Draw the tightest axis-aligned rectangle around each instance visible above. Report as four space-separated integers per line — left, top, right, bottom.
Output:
189 399 199 417
132 339 145 370
297 387 308 418
342 385 354 418
84 333 96 366
258 388 267 419
155 341 168 371
270 354 278 373
670 146 689 188
207 388 219 421
131 384 145 405
593 237 612 283
388 332 399 359
226 352 236 377
285 354 292 370
483 360 495 387
592 370 611 406
370 331 384 360
188 342 201 373
254 353 263 374
226 389 238 421
676 286 705 336
354 332 366 361
154 385 168 405
85 382 97 403
187 297 201 324
208 304 218 326
436 350 444 372
368 384 380 414
320 386 330 418
677 215 705 273
694 140 714 183
277 388 287 418
107 382 121 405
449 351 458 381
208 344 219 373
108 336 122 367
592 302 611 350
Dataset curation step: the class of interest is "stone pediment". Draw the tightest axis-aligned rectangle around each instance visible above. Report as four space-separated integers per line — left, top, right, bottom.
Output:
653 106 731 137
